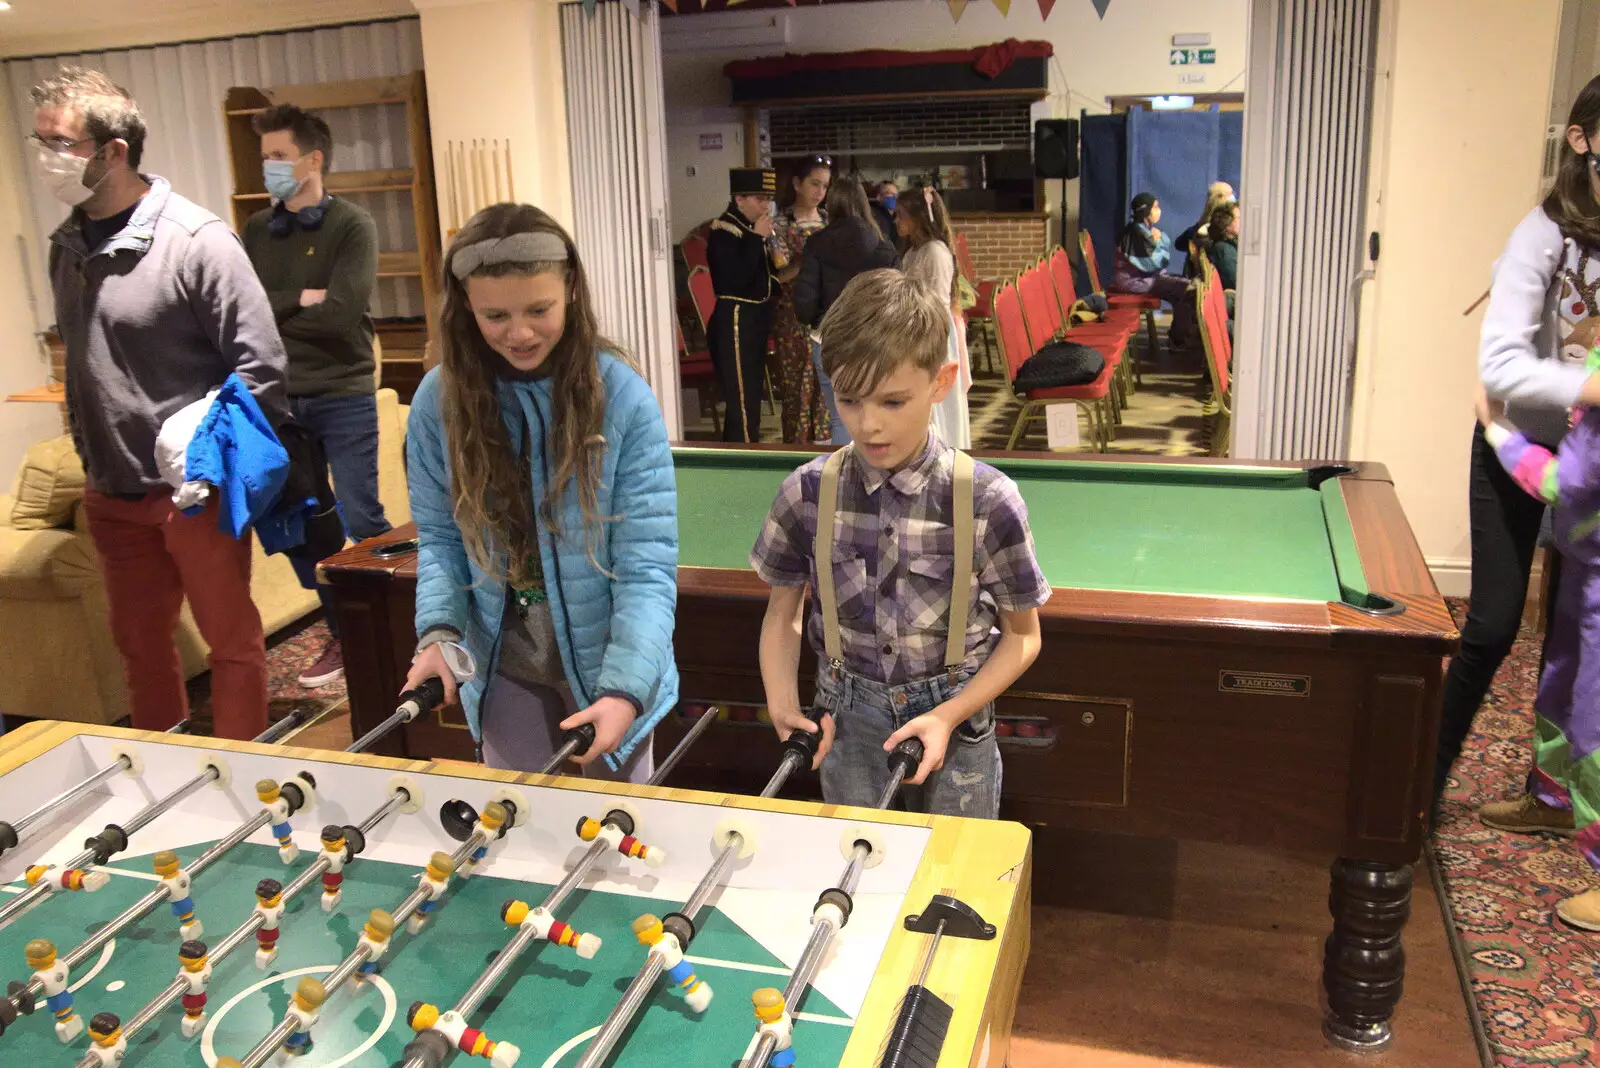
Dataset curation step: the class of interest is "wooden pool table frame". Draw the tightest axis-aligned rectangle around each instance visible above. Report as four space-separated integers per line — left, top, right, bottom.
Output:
321 446 1459 1051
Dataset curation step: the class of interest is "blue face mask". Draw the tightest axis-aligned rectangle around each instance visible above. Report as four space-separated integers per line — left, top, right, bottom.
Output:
263 160 302 202
881 194 898 212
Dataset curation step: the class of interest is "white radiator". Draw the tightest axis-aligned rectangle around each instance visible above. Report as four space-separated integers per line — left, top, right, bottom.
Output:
561 0 681 439
1232 0 1380 460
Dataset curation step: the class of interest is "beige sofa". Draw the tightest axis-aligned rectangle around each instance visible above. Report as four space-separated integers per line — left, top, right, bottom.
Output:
0 388 410 726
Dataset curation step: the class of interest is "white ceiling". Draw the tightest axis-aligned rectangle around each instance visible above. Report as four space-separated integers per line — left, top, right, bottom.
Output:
0 0 414 59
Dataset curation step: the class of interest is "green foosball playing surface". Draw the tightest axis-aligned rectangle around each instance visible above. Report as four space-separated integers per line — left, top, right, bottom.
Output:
0 841 852 1066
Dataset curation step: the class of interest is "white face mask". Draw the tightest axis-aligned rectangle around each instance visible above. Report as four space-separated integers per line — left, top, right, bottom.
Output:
34 143 101 207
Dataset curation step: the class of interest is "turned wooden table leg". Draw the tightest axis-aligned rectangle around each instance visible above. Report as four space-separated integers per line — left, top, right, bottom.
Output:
1322 858 1412 1051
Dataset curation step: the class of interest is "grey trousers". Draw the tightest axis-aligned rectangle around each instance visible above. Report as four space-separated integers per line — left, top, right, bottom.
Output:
479 675 654 783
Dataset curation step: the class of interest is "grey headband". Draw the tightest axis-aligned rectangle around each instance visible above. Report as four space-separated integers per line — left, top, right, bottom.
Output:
450 231 569 280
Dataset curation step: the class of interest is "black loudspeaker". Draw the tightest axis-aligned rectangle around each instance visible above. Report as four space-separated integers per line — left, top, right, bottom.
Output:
1034 118 1080 180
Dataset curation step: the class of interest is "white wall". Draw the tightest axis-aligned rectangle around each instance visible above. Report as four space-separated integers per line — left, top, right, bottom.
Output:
666 119 747 240
1348 0 1562 595
0 80 64 481
660 0 1249 235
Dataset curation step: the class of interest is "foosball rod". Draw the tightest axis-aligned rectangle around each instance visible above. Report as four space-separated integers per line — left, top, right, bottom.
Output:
741 739 928 1068
71 784 414 1068
1 768 311 1023
0 761 224 932
394 717 719 1068
228 725 595 1068
0 713 311 864
346 678 447 756
572 728 888 1068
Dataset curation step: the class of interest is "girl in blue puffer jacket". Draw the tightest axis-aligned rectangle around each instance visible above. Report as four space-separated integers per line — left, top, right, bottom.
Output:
402 204 679 780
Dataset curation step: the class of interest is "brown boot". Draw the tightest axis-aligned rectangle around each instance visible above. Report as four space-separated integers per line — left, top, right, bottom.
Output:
1478 795 1577 837
1556 888 1600 931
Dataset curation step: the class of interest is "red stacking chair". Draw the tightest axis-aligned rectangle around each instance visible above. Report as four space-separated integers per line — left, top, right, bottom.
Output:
1078 230 1162 383
676 316 722 437
996 279 1115 451
1046 247 1136 402
686 265 773 417
1193 265 1232 456
952 231 997 373
1019 258 1126 421
680 232 710 275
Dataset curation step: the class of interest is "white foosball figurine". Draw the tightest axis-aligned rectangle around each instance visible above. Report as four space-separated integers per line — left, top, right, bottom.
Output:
407 851 456 935
458 802 507 880
748 988 796 1068
631 915 712 1013
257 779 301 865
407 1003 520 1067
24 864 109 894
83 1012 127 1067
254 878 285 970
576 811 665 867
177 939 212 1038
318 826 351 913
501 899 600 958
26 938 84 1043
153 850 203 940
277 976 325 1059
354 909 395 983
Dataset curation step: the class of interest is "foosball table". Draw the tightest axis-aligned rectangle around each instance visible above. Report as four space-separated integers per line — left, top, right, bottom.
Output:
0 721 1029 1067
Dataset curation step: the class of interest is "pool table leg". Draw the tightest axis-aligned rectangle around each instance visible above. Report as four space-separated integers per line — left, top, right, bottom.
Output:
1321 858 1413 1051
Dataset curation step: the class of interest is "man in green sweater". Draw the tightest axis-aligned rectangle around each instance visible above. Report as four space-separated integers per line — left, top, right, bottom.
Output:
244 104 389 687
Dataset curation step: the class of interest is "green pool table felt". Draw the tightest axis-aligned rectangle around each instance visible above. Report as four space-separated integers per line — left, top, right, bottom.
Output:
0 841 851 1066
675 449 1365 605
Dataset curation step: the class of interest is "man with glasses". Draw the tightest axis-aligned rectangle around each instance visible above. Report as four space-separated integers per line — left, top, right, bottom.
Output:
32 66 287 740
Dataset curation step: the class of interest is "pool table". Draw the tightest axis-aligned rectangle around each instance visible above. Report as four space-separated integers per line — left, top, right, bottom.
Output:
321 446 1458 1051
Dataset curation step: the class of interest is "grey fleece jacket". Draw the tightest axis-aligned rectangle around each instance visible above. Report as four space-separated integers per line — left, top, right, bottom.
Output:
1479 206 1594 447
48 176 288 495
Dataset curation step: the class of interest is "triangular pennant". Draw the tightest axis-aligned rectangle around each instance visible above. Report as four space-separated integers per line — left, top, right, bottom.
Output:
1036 0 1057 18
1091 0 1111 17
947 0 968 21
659 0 678 10
993 0 1011 14
581 0 596 13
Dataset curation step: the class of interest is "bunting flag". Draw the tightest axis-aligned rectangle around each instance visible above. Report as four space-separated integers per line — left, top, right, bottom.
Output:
658 0 678 10
947 0 968 20
581 0 596 12
1091 0 1112 16
993 0 1011 14
1037 0 1057 19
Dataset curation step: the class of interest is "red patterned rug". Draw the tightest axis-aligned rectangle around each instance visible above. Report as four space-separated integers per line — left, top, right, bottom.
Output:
184 616 346 736
1436 601 1600 1067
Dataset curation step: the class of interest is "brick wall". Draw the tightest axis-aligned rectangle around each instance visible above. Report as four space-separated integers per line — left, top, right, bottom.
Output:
770 98 1032 154
954 214 1049 282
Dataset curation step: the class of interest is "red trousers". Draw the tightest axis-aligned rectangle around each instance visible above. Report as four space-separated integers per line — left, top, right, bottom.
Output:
83 489 268 739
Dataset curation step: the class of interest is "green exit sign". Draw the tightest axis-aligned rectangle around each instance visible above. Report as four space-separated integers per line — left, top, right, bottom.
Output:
1169 48 1217 65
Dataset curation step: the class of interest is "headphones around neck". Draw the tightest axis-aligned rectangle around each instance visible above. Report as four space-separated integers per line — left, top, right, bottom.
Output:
266 194 333 238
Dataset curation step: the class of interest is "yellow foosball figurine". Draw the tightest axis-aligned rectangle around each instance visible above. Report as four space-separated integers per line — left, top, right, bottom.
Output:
82 1011 126 1067
26 938 83 1043
407 1002 521 1067
631 914 711 1012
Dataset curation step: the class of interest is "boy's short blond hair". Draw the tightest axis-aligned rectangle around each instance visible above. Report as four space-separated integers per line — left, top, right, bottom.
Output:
818 269 948 397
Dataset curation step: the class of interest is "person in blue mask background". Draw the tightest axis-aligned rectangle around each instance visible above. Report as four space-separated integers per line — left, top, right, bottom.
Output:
242 104 387 689
870 180 899 250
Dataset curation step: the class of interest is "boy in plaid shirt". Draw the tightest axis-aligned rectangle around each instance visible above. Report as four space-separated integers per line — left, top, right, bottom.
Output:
750 269 1048 817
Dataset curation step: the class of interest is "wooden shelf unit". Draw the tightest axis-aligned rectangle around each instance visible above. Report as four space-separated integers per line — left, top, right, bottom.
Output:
222 73 441 344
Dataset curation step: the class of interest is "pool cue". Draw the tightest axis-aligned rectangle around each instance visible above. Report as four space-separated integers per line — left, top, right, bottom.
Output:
72 783 416 1068
0 754 139 859
575 737 923 1068
397 731 694 1068
740 739 931 1068
347 677 447 756
0 770 316 1034
0 760 229 932
225 737 583 1068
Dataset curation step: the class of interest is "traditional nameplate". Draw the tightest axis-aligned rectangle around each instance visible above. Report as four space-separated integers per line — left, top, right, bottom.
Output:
1219 671 1310 697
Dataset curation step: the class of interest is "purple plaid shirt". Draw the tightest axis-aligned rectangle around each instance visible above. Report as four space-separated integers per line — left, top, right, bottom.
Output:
750 436 1050 685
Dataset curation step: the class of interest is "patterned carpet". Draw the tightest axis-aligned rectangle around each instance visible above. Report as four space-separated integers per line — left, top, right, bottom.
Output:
183 616 346 739
1435 602 1600 1067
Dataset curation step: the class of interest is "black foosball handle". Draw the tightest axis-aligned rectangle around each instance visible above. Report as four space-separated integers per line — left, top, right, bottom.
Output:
399 676 448 721
887 738 926 783
877 984 953 1068
562 721 597 758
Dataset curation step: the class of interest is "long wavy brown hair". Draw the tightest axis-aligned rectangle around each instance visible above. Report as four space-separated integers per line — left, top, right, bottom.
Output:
438 203 624 586
1545 74 1600 250
896 186 959 303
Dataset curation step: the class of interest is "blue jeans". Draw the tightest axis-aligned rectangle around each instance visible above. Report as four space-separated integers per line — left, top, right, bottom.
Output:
814 662 1000 818
811 338 850 445
289 394 391 638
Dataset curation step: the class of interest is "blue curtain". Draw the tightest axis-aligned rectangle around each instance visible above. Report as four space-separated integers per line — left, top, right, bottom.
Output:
1077 111 1127 293
1126 106 1245 274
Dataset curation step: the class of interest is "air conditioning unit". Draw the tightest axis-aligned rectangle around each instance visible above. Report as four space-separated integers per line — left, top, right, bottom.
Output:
660 9 789 53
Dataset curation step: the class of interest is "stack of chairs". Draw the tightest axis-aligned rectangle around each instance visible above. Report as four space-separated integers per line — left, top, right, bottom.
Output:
994 246 1139 451
1077 231 1163 386
952 231 998 374
1192 256 1233 456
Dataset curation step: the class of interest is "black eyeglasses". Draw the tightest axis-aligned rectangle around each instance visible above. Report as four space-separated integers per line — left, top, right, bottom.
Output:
29 132 98 153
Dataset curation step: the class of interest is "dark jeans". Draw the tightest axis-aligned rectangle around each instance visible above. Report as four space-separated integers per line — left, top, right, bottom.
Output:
708 300 773 444
1434 423 1562 799
289 393 392 639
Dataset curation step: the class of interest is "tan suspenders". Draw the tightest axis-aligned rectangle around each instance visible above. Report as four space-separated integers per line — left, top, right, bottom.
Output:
814 446 976 675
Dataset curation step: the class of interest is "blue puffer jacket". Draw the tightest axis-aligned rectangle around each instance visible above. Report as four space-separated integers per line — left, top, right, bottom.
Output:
406 355 679 770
